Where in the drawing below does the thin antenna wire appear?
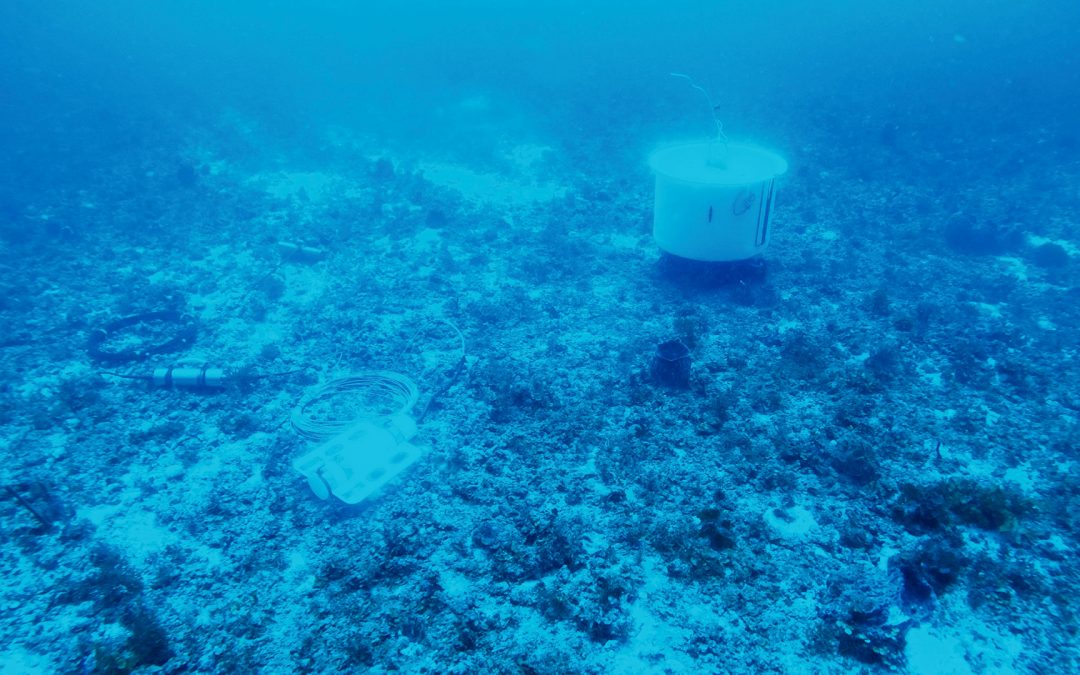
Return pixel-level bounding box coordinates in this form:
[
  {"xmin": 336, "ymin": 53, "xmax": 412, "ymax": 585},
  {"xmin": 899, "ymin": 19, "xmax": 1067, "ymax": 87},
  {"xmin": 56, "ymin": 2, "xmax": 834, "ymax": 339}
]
[{"xmin": 670, "ymin": 73, "xmax": 729, "ymax": 145}]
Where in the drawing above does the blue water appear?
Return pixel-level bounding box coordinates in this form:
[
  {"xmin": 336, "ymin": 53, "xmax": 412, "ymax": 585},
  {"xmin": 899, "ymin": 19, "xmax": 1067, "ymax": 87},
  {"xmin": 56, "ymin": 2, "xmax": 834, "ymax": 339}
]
[{"xmin": 1, "ymin": 1, "xmax": 1078, "ymax": 673}]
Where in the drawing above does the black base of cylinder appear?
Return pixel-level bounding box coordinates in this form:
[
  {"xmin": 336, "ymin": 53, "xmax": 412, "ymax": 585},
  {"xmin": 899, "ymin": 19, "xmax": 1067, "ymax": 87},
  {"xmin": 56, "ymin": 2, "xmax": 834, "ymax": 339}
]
[{"xmin": 656, "ymin": 253, "xmax": 768, "ymax": 288}]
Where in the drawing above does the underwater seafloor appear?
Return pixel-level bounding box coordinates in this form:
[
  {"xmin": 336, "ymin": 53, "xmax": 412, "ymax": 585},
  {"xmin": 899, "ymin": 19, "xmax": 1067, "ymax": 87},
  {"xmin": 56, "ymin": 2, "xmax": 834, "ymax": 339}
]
[{"xmin": 1, "ymin": 110, "xmax": 1078, "ymax": 674}]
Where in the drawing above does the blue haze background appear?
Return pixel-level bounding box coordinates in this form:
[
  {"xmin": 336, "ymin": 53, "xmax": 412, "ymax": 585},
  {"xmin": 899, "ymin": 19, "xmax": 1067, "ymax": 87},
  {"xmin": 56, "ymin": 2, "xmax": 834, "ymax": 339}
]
[
  {"xmin": 2, "ymin": 0, "xmax": 1078, "ymax": 204},
  {"xmin": 2, "ymin": 0, "xmax": 1080, "ymax": 672}
]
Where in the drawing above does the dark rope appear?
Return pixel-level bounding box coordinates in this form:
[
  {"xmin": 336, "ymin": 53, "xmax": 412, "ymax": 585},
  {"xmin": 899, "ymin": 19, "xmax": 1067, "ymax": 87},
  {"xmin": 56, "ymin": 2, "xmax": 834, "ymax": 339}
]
[{"xmin": 87, "ymin": 310, "xmax": 198, "ymax": 364}]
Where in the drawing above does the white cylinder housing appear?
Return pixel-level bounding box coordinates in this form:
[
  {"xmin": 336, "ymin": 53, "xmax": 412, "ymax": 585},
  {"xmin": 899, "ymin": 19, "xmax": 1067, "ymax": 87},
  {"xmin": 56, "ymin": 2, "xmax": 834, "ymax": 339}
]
[{"xmin": 650, "ymin": 142, "xmax": 788, "ymax": 261}]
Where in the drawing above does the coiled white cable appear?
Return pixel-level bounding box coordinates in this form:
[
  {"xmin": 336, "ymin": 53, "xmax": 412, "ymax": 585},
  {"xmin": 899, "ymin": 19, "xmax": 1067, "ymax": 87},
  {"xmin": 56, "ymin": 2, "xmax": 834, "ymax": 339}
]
[{"xmin": 291, "ymin": 371, "xmax": 419, "ymax": 442}]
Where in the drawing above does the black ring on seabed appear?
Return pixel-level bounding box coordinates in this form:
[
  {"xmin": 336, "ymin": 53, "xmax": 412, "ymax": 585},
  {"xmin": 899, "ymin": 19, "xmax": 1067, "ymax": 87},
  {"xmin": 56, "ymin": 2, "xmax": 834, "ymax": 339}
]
[{"xmin": 87, "ymin": 310, "xmax": 197, "ymax": 364}]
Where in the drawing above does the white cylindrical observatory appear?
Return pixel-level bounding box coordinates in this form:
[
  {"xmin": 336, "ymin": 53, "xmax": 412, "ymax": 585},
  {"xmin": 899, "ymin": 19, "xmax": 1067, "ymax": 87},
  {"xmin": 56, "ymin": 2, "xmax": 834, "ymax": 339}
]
[{"xmin": 650, "ymin": 142, "xmax": 788, "ymax": 261}]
